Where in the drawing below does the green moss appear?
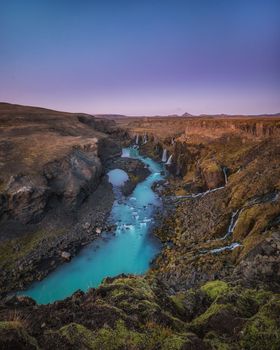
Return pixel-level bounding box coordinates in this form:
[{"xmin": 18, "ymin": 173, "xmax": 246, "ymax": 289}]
[
  {"xmin": 91, "ymin": 320, "xmax": 143, "ymax": 350},
  {"xmin": 232, "ymin": 288, "xmax": 272, "ymax": 318},
  {"xmin": 102, "ymin": 276, "xmax": 155, "ymax": 300},
  {"xmin": 143, "ymin": 323, "xmax": 188, "ymax": 350},
  {"xmin": 170, "ymin": 292, "xmax": 187, "ymax": 313},
  {"xmin": 0, "ymin": 321, "xmax": 20, "ymax": 330},
  {"xmin": 201, "ymin": 280, "xmax": 229, "ymax": 300},
  {"xmin": 0, "ymin": 228, "xmax": 65, "ymax": 271},
  {"xmin": 59, "ymin": 323, "xmax": 96, "ymax": 349},
  {"xmin": 0, "ymin": 321, "xmax": 39, "ymax": 349},
  {"xmin": 240, "ymin": 297, "xmax": 280, "ymax": 350},
  {"xmin": 57, "ymin": 320, "xmax": 191, "ymax": 350},
  {"xmin": 192, "ymin": 303, "xmax": 232, "ymax": 328},
  {"xmin": 204, "ymin": 332, "xmax": 233, "ymax": 350}
]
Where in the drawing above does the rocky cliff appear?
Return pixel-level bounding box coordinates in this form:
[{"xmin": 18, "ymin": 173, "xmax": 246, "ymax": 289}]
[
  {"xmin": 0, "ymin": 103, "xmax": 127, "ymax": 294},
  {"xmin": 0, "ymin": 103, "xmax": 122, "ymax": 227},
  {"xmin": 184, "ymin": 118, "xmax": 280, "ymax": 139},
  {"xmin": 1, "ymin": 109, "xmax": 280, "ymax": 350}
]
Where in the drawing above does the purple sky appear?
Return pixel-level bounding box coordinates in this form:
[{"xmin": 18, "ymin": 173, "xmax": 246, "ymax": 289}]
[{"xmin": 0, "ymin": 0, "xmax": 280, "ymax": 115}]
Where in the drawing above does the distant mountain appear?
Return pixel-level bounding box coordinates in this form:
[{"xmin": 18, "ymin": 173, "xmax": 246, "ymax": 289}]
[{"xmin": 181, "ymin": 112, "xmax": 193, "ymax": 117}]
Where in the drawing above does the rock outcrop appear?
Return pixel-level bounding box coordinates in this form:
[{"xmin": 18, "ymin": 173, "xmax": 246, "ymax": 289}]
[{"xmin": 0, "ymin": 276, "xmax": 279, "ymax": 350}]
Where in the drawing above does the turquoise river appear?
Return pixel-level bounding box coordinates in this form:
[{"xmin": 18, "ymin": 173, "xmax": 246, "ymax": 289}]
[{"xmin": 19, "ymin": 147, "xmax": 164, "ymax": 304}]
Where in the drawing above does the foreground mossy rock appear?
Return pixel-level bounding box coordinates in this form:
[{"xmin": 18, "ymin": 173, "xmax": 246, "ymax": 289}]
[
  {"xmin": 200, "ymin": 281, "xmax": 229, "ymax": 300},
  {"xmin": 239, "ymin": 296, "xmax": 280, "ymax": 350},
  {"xmin": 1, "ymin": 277, "xmax": 280, "ymax": 350},
  {"xmin": 45, "ymin": 320, "xmax": 203, "ymax": 350},
  {"xmin": 94, "ymin": 276, "xmax": 186, "ymax": 330},
  {"xmin": 189, "ymin": 281, "xmax": 280, "ymax": 349},
  {"xmin": 0, "ymin": 321, "xmax": 39, "ymax": 350}
]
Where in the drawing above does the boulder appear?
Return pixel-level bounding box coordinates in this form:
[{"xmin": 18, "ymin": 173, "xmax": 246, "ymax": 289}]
[
  {"xmin": 82, "ymin": 222, "xmax": 91, "ymax": 230},
  {"xmin": 200, "ymin": 160, "xmax": 225, "ymax": 189},
  {"xmin": 61, "ymin": 251, "xmax": 71, "ymax": 261}
]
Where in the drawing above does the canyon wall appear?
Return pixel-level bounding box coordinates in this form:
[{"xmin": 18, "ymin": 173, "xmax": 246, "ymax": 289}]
[
  {"xmin": 184, "ymin": 118, "xmax": 280, "ymax": 139},
  {"xmin": 0, "ymin": 103, "xmax": 122, "ymax": 228},
  {"xmin": 119, "ymin": 115, "xmax": 280, "ymax": 191}
]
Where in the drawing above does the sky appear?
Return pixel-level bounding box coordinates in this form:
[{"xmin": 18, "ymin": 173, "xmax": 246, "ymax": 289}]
[{"xmin": 0, "ymin": 0, "xmax": 280, "ymax": 115}]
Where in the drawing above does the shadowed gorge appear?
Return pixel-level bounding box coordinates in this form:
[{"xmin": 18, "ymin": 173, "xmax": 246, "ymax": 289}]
[{"xmin": 0, "ymin": 103, "xmax": 280, "ymax": 349}]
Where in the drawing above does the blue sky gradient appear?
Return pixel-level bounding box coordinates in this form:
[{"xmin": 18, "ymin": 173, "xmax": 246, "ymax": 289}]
[{"xmin": 0, "ymin": 0, "xmax": 279, "ymax": 115}]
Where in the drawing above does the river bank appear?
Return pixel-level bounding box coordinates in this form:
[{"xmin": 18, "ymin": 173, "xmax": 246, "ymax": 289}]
[
  {"xmin": 1, "ymin": 107, "xmax": 280, "ymax": 349},
  {"xmin": 8, "ymin": 148, "xmax": 163, "ymax": 304},
  {"xmin": 0, "ymin": 146, "xmax": 155, "ymax": 297}
]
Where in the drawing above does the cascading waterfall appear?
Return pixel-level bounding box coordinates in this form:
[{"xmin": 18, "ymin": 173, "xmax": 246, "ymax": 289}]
[
  {"xmin": 198, "ymin": 191, "xmax": 280, "ymax": 256},
  {"xmin": 223, "ymin": 167, "xmax": 228, "ymax": 184},
  {"xmin": 209, "ymin": 242, "xmax": 241, "ymax": 254},
  {"xmin": 162, "ymin": 149, "xmax": 167, "ymax": 162},
  {"xmin": 171, "ymin": 185, "xmax": 225, "ymax": 201},
  {"xmin": 135, "ymin": 134, "xmax": 139, "ymax": 145},
  {"xmin": 143, "ymin": 133, "xmax": 148, "ymax": 144},
  {"xmin": 219, "ymin": 209, "xmax": 243, "ymax": 240},
  {"xmin": 166, "ymin": 154, "xmax": 173, "ymax": 165},
  {"xmin": 198, "ymin": 209, "xmax": 243, "ymax": 256}
]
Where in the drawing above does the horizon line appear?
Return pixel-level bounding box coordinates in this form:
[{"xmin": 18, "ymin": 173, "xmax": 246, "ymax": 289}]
[{"xmin": 1, "ymin": 101, "xmax": 280, "ymax": 118}]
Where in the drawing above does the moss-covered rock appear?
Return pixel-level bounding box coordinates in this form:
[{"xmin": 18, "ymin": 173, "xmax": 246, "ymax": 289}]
[
  {"xmin": 204, "ymin": 331, "xmax": 236, "ymax": 350},
  {"xmin": 0, "ymin": 321, "xmax": 39, "ymax": 350},
  {"xmin": 50, "ymin": 320, "xmax": 199, "ymax": 350},
  {"xmin": 201, "ymin": 281, "xmax": 229, "ymax": 300},
  {"xmin": 240, "ymin": 296, "xmax": 280, "ymax": 350}
]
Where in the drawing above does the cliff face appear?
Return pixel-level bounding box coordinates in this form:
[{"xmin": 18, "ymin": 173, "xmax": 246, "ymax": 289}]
[
  {"xmin": 0, "ymin": 103, "xmax": 122, "ymax": 226},
  {"xmin": 119, "ymin": 115, "xmax": 280, "ymax": 190},
  {"xmin": 118, "ymin": 114, "xmax": 280, "ymax": 296},
  {"xmin": 0, "ymin": 103, "xmax": 126, "ymax": 294},
  {"xmin": 1, "ymin": 143, "xmax": 103, "ymax": 224},
  {"xmin": 184, "ymin": 118, "xmax": 280, "ymax": 139}
]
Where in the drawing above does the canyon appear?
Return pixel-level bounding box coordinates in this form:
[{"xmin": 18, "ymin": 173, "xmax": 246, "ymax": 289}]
[{"xmin": 0, "ymin": 103, "xmax": 280, "ymax": 350}]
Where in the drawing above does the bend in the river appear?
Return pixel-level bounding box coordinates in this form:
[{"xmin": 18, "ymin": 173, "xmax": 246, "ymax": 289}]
[{"xmin": 18, "ymin": 147, "xmax": 164, "ymax": 304}]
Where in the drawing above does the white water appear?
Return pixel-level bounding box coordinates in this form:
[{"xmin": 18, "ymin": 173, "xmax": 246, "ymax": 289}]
[
  {"xmin": 121, "ymin": 148, "xmax": 131, "ymax": 158},
  {"xmin": 223, "ymin": 167, "xmax": 228, "ymax": 184},
  {"xmin": 209, "ymin": 242, "xmax": 241, "ymax": 254},
  {"xmin": 219, "ymin": 209, "xmax": 242, "ymax": 240},
  {"xmin": 166, "ymin": 155, "xmax": 173, "ymax": 165},
  {"xmin": 173, "ymin": 186, "xmax": 224, "ymax": 200},
  {"xmin": 162, "ymin": 149, "xmax": 167, "ymax": 162},
  {"xmin": 143, "ymin": 133, "xmax": 148, "ymax": 144}
]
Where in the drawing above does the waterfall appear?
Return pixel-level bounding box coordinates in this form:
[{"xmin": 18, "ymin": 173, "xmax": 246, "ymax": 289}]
[
  {"xmin": 135, "ymin": 134, "xmax": 139, "ymax": 145},
  {"xmin": 219, "ymin": 209, "xmax": 243, "ymax": 240},
  {"xmin": 162, "ymin": 149, "xmax": 167, "ymax": 162},
  {"xmin": 209, "ymin": 242, "xmax": 241, "ymax": 254},
  {"xmin": 171, "ymin": 185, "xmax": 225, "ymax": 200},
  {"xmin": 143, "ymin": 133, "xmax": 148, "ymax": 144},
  {"xmin": 166, "ymin": 154, "xmax": 173, "ymax": 165},
  {"xmin": 198, "ymin": 242, "xmax": 241, "ymax": 256},
  {"xmin": 223, "ymin": 167, "xmax": 228, "ymax": 184}
]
